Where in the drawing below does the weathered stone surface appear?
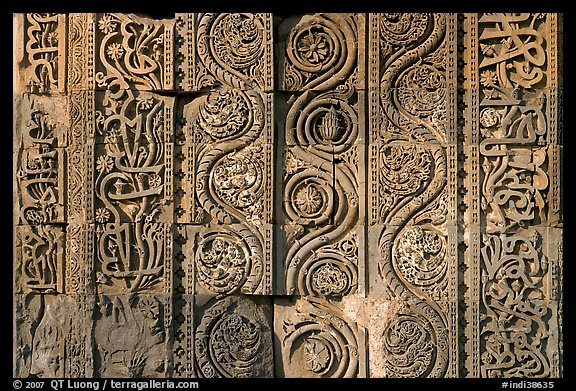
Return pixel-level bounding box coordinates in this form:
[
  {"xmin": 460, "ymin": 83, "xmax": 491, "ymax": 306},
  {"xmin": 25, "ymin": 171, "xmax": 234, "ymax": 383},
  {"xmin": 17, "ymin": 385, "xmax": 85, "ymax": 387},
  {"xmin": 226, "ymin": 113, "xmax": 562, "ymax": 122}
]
[{"xmin": 13, "ymin": 12, "xmax": 562, "ymax": 378}]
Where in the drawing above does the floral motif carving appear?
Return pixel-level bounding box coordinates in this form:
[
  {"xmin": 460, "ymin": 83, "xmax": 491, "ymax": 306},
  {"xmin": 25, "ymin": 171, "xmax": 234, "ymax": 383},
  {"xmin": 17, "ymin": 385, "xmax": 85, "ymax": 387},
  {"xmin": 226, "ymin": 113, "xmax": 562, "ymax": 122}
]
[
  {"xmin": 394, "ymin": 226, "xmax": 447, "ymax": 289},
  {"xmin": 196, "ymin": 13, "xmax": 271, "ymax": 91},
  {"xmin": 12, "ymin": 11, "xmax": 561, "ymax": 380},
  {"xmin": 195, "ymin": 231, "xmax": 250, "ymax": 294},
  {"xmin": 283, "ymin": 14, "xmax": 358, "ymax": 91},
  {"xmin": 212, "ymin": 146, "xmax": 265, "ymax": 225},
  {"xmin": 304, "ymin": 338, "xmax": 331, "ymax": 373},
  {"xmin": 195, "ymin": 89, "xmax": 252, "ymax": 140},
  {"xmin": 380, "ymin": 13, "xmax": 430, "ymax": 52},
  {"xmin": 93, "ymin": 89, "xmax": 173, "ymax": 292},
  {"xmin": 373, "ymin": 13, "xmax": 453, "ymax": 378},
  {"xmin": 383, "ymin": 314, "xmax": 436, "ymax": 377},
  {"xmin": 378, "ymin": 141, "xmax": 432, "ymax": 223},
  {"xmin": 95, "ymin": 13, "xmax": 174, "ymax": 90}
]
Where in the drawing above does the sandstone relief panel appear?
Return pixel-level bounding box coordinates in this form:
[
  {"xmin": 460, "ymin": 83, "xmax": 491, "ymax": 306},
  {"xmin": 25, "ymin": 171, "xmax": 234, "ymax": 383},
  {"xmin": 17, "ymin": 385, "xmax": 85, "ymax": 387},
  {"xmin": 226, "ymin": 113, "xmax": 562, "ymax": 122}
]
[{"xmin": 13, "ymin": 12, "xmax": 562, "ymax": 379}]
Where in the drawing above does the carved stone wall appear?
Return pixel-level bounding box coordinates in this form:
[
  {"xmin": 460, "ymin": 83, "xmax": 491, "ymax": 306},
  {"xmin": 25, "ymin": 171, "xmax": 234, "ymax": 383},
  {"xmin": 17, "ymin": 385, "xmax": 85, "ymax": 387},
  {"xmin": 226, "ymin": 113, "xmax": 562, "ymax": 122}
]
[{"xmin": 13, "ymin": 13, "xmax": 562, "ymax": 378}]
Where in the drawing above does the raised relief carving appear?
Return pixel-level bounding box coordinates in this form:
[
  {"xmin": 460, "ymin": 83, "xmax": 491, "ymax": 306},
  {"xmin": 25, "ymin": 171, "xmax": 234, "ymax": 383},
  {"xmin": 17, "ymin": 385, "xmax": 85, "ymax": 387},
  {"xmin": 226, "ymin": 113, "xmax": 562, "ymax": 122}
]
[
  {"xmin": 12, "ymin": 12, "xmax": 561, "ymax": 379},
  {"xmin": 95, "ymin": 13, "xmax": 174, "ymax": 91},
  {"xmin": 181, "ymin": 14, "xmax": 273, "ymax": 294},
  {"xmin": 21, "ymin": 13, "xmax": 65, "ymax": 93},
  {"xmin": 372, "ymin": 13, "xmax": 454, "ymax": 377},
  {"xmin": 377, "ymin": 141, "xmax": 432, "ymax": 223},
  {"xmin": 176, "ymin": 13, "xmax": 272, "ymax": 92},
  {"xmin": 476, "ymin": 13, "xmax": 550, "ymax": 232},
  {"xmin": 194, "ymin": 296, "xmax": 273, "ymax": 378},
  {"xmin": 93, "ymin": 89, "xmax": 173, "ymax": 292},
  {"xmin": 17, "ymin": 225, "xmax": 65, "ymax": 293},
  {"xmin": 464, "ymin": 13, "xmax": 560, "ymax": 378},
  {"xmin": 94, "ymin": 295, "xmax": 167, "ymax": 377},
  {"xmin": 16, "ymin": 96, "xmax": 65, "ymax": 225},
  {"xmin": 281, "ymin": 13, "xmax": 361, "ymax": 297},
  {"xmin": 199, "ymin": 13, "xmax": 272, "ymax": 91},
  {"xmin": 277, "ymin": 297, "xmax": 361, "ymax": 378},
  {"xmin": 480, "ymin": 229, "xmax": 551, "ymax": 377},
  {"xmin": 191, "ymin": 226, "xmax": 264, "ymax": 295},
  {"xmin": 382, "ymin": 304, "xmax": 449, "ymax": 378},
  {"xmin": 282, "ymin": 13, "xmax": 358, "ymax": 91}
]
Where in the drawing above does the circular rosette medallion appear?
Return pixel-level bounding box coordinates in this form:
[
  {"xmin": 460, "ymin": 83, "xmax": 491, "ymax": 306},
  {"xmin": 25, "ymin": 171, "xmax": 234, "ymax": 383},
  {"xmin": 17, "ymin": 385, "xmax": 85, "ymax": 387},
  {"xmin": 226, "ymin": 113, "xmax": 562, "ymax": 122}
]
[
  {"xmin": 287, "ymin": 17, "xmax": 342, "ymax": 74},
  {"xmin": 195, "ymin": 88, "xmax": 253, "ymax": 141},
  {"xmin": 195, "ymin": 230, "xmax": 253, "ymax": 294},
  {"xmin": 393, "ymin": 226, "xmax": 447, "ymax": 288},
  {"xmin": 383, "ymin": 313, "xmax": 438, "ymax": 378},
  {"xmin": 195, "ymin": 296, "xmax": 273, "ymax": 378},
  {"xmin": 299, "ymin": 252, "xmax": 357, "ymax": 298},
  {"xmin": 284, "ymin": 172, "xmax": 334, "ymax": 226}
]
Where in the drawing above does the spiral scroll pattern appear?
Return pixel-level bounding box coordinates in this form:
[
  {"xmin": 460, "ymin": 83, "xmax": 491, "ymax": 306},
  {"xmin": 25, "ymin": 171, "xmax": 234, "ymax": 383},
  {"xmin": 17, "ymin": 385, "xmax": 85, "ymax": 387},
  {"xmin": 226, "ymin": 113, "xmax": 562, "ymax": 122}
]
[{"xmin": 377, "ymin": 13, "xmax": 449, "ymax": 378}]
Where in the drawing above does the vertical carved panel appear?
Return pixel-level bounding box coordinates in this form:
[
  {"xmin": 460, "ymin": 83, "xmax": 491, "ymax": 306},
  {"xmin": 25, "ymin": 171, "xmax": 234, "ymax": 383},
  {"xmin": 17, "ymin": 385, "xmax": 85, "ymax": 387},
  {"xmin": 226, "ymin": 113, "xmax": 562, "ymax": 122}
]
[
  {"xmin": 67, "ymin": 13, "xmax": 95, "ymax": 91},
  {"xmin": 464, "ymin": 13, "xmax": 561, "ymax": 378},
  {"xmin": 279, "ymin": 13, "xmax": 365, "ymax": 300},
  {"xmin": 92, "ymin": 89, "xmax": 174, "ymax": 294},
  {"xmin": 15, "ymin": 95, "xmax": 67, "ymax": 225},
  {"xmin": 178, "ymin": 13, "xmax": 274, "ymax": 297},
  {"xmin": 368, "ymin": 13, "xmax": 458, "ymax": 377}
]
